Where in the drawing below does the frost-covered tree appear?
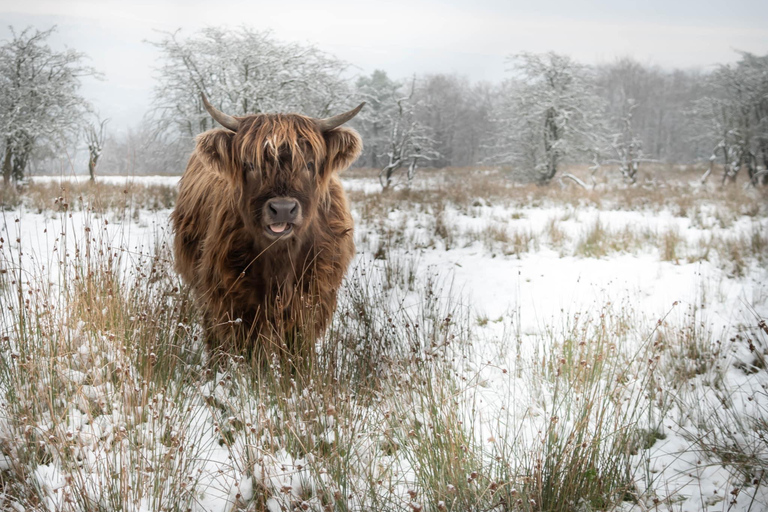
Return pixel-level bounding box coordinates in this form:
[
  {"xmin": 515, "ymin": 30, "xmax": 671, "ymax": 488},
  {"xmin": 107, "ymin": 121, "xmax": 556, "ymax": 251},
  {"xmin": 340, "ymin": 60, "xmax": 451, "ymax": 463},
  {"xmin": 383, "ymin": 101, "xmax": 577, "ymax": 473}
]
[
  {"xmin": 0, "ymin": 26, "xmax": 95, "ymax": 186},
  {"xmin": 691, "ymin": 51, "xmax": 768, "ymax": 186},
  {"xmin": 354, "ymin": 70, "xmax": 401, "ymax": 169},
  {"xmin": 691, "ymin": 92, "xmax": 743, "ymax": 184},
  {"xmin": 607, "ymin": 99, "xmax": 650, "ymax": 184},
  {"xmin": 597, "ymin": 58, "xmax": 652, "ymax": 181},
  {"xmin": 149, "ymin": 27, "xmax": 351, "ymax": 142},
  {"xmin": 356, "ymin": 75, "xmax": 439, "ymax": 189},
  {"xmin": 356, "ymin": 71, "xmax": 490, "ymax": 173},
  {"xmin": 491, "ymin": 52, "xmax": 606, "ymax": 184}
]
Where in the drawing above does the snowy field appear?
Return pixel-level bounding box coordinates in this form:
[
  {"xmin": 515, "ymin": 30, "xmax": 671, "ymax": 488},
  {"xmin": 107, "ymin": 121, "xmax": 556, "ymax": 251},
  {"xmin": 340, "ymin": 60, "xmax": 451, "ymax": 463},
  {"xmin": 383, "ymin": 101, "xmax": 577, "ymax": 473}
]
[
  {"xmin": 1, "ymin": 172, "xmax": 767, "ymax": 511},
  {"xmin": 28, "ymin": 175, "xmax": 181, "ymax": 187}
]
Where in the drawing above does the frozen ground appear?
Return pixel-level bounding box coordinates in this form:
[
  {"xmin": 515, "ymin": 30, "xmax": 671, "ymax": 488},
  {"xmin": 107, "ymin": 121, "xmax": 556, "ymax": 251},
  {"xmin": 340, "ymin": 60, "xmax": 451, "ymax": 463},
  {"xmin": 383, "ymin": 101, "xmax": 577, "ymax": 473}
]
[{"xmin": 1, "ymin": 175, "xmax": 767, "ymax": 511}]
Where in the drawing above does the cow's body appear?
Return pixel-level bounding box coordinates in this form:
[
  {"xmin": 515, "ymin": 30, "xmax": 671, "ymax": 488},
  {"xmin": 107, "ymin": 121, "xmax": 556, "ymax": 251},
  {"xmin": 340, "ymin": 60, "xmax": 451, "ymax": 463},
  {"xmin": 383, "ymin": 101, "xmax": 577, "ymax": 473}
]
[{"xmin": 171, "ymin": 99, "xmax": 362, "ymax": 359}]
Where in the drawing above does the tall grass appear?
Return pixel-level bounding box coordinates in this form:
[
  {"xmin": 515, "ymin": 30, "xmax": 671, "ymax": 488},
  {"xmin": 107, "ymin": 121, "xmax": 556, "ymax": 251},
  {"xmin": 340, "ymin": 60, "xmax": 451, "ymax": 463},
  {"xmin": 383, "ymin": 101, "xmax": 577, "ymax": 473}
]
[
  {"xmin": 0, "ymin": 205, "xmax": 206, "ymax": 510},
  {"xmin": 0, "ymin": 172, "xmax": 766, "ymax": 510}
]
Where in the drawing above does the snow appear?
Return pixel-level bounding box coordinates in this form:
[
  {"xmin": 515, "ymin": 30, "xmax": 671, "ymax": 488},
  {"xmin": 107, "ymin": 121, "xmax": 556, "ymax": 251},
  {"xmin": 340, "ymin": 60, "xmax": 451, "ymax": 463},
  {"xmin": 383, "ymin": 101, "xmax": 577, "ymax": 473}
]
[
  {"xmin": 1, "ymin": 175, "xmax": 767, "ymax": 510},
  {"xmin": 28, "ymin": 175, "xmax": 181, "ymax": 187}
]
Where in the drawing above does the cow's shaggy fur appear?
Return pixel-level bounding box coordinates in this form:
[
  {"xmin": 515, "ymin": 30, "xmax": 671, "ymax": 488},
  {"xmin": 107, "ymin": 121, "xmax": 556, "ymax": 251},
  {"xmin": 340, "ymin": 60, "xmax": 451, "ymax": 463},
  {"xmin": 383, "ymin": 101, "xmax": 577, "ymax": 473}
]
[{"xmin": 171, "ymin": 112, "xmax": 362, "ymax": 360}]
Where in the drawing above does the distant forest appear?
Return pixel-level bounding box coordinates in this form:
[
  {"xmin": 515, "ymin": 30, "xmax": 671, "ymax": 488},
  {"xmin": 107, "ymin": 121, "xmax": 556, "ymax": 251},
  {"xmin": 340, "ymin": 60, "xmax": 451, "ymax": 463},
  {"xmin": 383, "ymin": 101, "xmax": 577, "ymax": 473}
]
[{"xmin": 2, "ymin": 26, "xmax": 767, "ymax": 186}]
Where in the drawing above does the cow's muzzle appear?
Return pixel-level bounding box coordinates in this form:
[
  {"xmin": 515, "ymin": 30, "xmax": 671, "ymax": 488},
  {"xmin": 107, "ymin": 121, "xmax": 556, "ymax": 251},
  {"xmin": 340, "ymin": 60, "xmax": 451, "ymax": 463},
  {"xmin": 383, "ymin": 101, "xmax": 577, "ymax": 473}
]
[{"xmin": 264, "ymin": 198, "xmax": 301, "ymax": 237}]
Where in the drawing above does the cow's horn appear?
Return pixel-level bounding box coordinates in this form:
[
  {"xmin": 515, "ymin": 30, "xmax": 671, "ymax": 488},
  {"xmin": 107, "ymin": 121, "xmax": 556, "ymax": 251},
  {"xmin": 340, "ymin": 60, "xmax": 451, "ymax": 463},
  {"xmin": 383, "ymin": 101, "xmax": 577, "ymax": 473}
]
[
  {"xmin": 201, "ymin": 93, "xmax": 240, "ymax": 132},
  {"xmin": 316, "ymin": 102, "xmax": 365, "ymax": 132}
]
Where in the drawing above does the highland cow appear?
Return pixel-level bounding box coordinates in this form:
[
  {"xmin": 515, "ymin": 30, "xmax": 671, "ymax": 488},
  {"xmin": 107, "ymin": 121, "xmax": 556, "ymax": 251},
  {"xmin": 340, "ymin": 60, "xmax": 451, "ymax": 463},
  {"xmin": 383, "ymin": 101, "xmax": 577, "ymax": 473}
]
[{"xmin": 171, "ymin": 94, "xmax": 363, "ymax": 360}]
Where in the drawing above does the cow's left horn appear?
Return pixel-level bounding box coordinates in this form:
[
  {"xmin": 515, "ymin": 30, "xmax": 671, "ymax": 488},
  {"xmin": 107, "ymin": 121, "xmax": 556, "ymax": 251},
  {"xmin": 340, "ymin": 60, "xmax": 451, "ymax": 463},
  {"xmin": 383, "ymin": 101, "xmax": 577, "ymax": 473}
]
[
  {"xmin": 201, "ymin": 93, "xmax": 240, "ymax": 132},
  {"xmin": 316, "ymin": 102, "xmax": 365, "ymax": 132}
]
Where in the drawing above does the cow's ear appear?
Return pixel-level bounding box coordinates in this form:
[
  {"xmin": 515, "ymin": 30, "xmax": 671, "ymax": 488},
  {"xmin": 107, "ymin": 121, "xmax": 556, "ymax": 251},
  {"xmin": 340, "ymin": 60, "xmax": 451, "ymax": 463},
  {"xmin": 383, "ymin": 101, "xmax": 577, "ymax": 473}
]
[
  {"xmin": 323, "ymin": 127, "xmax": 362, "ymax": 175},
  {"xmin": 195, "ymin": 129, "xmax": 238, "ymax": 185}
]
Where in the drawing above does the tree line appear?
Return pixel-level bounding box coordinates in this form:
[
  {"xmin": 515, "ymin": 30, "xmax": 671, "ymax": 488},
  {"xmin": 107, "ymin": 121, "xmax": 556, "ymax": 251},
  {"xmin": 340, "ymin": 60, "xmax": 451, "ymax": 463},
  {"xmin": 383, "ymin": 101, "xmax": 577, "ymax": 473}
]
[{"xmin": 1, "ymin": 25, "xmax": 767, "ymax": 188}]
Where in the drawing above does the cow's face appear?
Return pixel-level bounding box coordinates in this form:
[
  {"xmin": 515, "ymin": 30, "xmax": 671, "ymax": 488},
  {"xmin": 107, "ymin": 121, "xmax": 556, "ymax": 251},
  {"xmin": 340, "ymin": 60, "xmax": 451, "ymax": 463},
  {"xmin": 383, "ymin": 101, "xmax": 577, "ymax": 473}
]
[
  {"xmin": 237, "ymin": 118, "xmax": 323, "ymax": 241},
  {"xmin": 197, "ymin": 96, "xmax": 363, "ymax": 245}
]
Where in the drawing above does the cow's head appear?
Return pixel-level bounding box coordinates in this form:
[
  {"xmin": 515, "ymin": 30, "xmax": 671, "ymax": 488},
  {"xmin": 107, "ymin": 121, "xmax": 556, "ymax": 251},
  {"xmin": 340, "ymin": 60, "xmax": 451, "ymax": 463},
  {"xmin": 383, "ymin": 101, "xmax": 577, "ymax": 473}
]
[{"xmin": 197, "ymin": 93, "xmax": 363, "ymax": 244}]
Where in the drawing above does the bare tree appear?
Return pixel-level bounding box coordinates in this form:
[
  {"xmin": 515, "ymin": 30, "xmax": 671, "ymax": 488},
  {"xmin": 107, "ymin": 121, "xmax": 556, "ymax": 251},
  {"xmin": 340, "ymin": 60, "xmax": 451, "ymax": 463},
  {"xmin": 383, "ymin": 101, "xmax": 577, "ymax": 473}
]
[
  {"xmin": 491, "ymin": 52, "xmax": 606, "ymax": 184},
  {"xmin": 355, "ymin": 72, "xmax": 495, "ymax": 170},
  {"xmin": 691, "ymin": 94, "xmax": 743, "ymax": 184},
  {"xmin": 375, "ymin": 78, "xmax": 440, "ymax": 189},
  {"xmin": 149, "ymin": 27, "xmax": 351, "ymax": 143},
  {"xmin": 690, "ymin": 51, "xmax": 768, "ymax": 186},
  {"xmin": 85, "ymin": 116, "xmax": 109, "ymax": 182},
  {"xmin": 354, "ymin": 70, "xmax": 401, "ymax": 169},
  {"xmin": 607, "ymin": 99, "xmax": 654, "ymax": 184},
  {"xmin": 0, "ymin": 26, "xmax": 96, "ymax": 186},
  {"xmin": 733, "ymin": 52, "xmax": 768, "ymax": 186},
  {"xmin": 596, "ymin": 58, "xmax": 704, "ymax": 165}
]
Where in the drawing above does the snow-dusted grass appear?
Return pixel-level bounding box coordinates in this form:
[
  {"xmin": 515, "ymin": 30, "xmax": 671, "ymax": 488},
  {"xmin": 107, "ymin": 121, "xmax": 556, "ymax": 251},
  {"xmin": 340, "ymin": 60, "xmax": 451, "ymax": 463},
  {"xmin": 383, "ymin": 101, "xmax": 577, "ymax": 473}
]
[
  {"xmin": 0, "ymin": 168, "xmax": 767, "ymax": 511},
  {"xmin": 1, "ymin": 178, "xmax": 177, "ymax": 216}
]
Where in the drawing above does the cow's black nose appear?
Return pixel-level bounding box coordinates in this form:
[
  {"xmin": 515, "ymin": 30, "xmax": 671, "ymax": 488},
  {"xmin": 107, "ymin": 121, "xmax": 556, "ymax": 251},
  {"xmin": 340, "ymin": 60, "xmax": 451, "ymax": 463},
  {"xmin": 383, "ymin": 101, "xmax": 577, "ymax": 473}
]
[{"xmin": 266, "ymin": 198, "xmax": 300, "ymax": 223}]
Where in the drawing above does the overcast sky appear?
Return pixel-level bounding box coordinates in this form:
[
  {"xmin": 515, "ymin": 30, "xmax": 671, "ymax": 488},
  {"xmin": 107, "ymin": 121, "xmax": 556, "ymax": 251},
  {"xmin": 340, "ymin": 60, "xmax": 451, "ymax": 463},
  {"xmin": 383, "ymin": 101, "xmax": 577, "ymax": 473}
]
[{"xmin": 1, "ymin": 0, "xmax": 767, "ymax": 133}]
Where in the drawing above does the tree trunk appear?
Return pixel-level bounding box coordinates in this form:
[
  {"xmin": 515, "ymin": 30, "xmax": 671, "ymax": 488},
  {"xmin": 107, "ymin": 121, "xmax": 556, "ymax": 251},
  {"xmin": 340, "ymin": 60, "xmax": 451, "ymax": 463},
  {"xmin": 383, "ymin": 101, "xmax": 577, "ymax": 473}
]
[
  {"xmin": 722, "ymin": 164, "xmax": 738, "ymax": 185},
  {"xmin": 406, "ymin": 157, "xmax": 418, "ymax": 188},
  {"xmin": 2, "ymin": 145, "xmax": 11, "ymax": 187},
  {"xmin": 11, "ymin": 137, "xmax": 32, "ymax": 183},
  {"xmin": 379, "ymin": 161, "xmax": 399, "ymax": 190},
  {"xmin": 88, "ymin": 156, "xmax": 97, "ymax": 182},
  {"xmin": 541, "ymin": 108, "xmax": 559, "ymax": 184},
  {"xmin": 756, "ymin": 140, "xmax": 768, "ymax": 185},
  {"xmin": 700, "ymin": 157, "xmax": 714, "ymax": 184},
  {"xmin": 720, "ymin": 146, "xmax": 738, "ymax": 185}
]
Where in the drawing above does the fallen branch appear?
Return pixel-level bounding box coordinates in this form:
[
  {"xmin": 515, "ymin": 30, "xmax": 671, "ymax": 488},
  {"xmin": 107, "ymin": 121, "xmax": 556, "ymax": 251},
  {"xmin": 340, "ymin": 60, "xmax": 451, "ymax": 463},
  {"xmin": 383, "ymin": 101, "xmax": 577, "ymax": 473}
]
[
  {"xmin": 700, "ymin": 157, "xmax": 714, "ymax": 185},
  {"xmin": 560, "ymin": 173, "xmax": 588, "ymax": 190}
]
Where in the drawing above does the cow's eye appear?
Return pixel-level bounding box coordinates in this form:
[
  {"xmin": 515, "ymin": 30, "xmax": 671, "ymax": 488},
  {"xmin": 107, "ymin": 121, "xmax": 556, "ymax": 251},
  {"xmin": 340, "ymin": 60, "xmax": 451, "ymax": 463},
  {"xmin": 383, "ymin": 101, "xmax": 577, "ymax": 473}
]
[
  {"xmin": 306, "ymin": 161, "xmax": 315, "ymax": 174},
  {"xmin": 243, "ymin": 162, "xmax": 254, "ymax": 172}
]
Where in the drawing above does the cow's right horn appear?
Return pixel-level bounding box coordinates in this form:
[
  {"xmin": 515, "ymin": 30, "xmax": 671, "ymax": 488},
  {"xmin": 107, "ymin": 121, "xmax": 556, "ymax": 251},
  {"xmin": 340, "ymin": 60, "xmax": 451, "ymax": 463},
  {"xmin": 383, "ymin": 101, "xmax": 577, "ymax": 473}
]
[{"xmin": 201, "ymin": 93, "xmax": 240, "ymax": 132}]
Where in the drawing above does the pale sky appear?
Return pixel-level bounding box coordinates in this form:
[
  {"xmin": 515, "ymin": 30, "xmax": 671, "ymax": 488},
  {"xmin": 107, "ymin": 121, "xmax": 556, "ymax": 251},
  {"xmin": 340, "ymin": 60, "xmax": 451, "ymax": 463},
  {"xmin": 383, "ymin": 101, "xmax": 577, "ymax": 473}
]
[{"xmin": 1, "ymin": 0, "xmax": 767, "ymax": 132}]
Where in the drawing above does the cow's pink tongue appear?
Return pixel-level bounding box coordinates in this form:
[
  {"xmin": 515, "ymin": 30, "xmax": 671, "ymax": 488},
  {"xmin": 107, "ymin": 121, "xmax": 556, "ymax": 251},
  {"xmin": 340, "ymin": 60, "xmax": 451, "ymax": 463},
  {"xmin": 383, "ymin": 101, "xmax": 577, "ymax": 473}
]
[{"xmin": 270, "ymin": 223, "xmax": 288, "ymax": 233}]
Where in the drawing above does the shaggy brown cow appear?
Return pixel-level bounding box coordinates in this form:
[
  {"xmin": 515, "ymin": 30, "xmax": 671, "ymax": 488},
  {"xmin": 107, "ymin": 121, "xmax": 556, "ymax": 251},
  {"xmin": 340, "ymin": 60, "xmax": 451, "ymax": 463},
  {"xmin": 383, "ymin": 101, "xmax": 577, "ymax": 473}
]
[{"xmin": 172, "ymin": 94, "xmax": 363, "ymax": 360}]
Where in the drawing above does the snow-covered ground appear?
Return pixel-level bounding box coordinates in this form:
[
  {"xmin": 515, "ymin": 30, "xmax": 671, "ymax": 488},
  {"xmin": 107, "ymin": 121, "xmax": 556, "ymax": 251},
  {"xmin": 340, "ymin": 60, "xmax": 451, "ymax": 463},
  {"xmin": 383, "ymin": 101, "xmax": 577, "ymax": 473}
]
[
  {"xmin": 28, "ymin": 174, "xmax": 181, "ymax": 187},
  {"xmin": 1, "ymin": 175, "xmax": 767, "ymax": 511}
]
